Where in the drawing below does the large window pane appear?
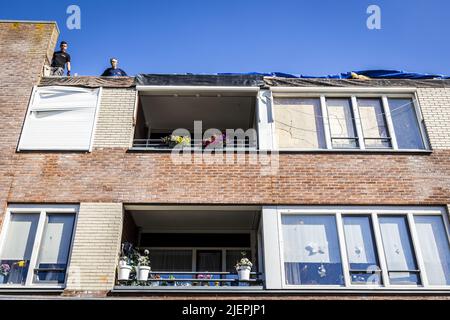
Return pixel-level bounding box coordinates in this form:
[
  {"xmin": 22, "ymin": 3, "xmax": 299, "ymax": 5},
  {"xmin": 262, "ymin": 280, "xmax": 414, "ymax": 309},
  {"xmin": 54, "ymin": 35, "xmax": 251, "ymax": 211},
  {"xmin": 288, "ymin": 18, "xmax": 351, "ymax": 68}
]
[
  {"xmin": 274, "ymin": 98, "xmax": 326, "ymax": 149},
  {"xmin": 343, "ymin": 216, "xmax": 382, "ymax": 284},
  {"xmin": 379, "ymin": 216, "xmax": 420, "ymax": 285},
  {"xmin": 357, "ymin": 98, "xmax": 391, "ymax": 148},
  {"xmin": 281, "ymin": 215, "xmax": 344, "ymax": 285},
  {"xmin": 388, "ymin": 98, "xmax": 425, "ymax": 150},
  {"xmin": 326, "ymin": 98, "xmax": 358, "ymax": 148},
  {"xmin": 34, "ymin": 214, "xmax": 75, "ymax": 284},
  {"xmin": 414, "ymin": 216, "xmax": 450, "ymax": 286},
  {"xmin": 0, "ymin": 214, "xmax": 39, "ymax": 285}
]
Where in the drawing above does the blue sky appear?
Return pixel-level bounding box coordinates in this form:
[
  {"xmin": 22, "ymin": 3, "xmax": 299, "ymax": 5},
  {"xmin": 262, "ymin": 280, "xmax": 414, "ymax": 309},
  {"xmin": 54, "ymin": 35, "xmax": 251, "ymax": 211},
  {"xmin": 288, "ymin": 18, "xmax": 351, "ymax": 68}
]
[{"xmin": 1, "ymin": 0, "xmax": 450, "ymax": 76}]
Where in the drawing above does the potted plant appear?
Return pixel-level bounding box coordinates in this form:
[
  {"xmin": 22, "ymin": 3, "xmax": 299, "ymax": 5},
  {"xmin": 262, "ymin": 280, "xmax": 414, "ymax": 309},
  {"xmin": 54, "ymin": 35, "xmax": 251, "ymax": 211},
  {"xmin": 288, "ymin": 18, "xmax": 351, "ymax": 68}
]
[
  {"xmin": 118, "ymin": 256, "xmax": 132, "ymax": 281},
  {"xmin": 235, "ymin": 252, "xmax": 253, "ymax": 281},
  {"xmin": 117, "ymin": 243, "xmax": 133, "ymax": 281},
  {"xmin": 136, "ymin": 249, "xmax": 151, "ymax": 281}
]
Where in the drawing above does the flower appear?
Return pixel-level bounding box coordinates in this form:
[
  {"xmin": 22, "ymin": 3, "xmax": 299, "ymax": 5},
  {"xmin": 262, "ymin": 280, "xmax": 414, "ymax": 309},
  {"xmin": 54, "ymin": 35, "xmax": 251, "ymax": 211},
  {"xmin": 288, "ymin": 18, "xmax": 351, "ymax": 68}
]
[
  {"xmin": 203, "ymin": 133, "xmax": 226, "ymax": 147},
  {"xmin": 17, "ymin": 260, "xmax": 26, "ymax": 268},
  {"xmin": 161, "ymin": 135, "xmax": 191, "ymax": 147},
  {"xmin": 235, "ymin": 252, "xmax": 253, "ymax": 270}
]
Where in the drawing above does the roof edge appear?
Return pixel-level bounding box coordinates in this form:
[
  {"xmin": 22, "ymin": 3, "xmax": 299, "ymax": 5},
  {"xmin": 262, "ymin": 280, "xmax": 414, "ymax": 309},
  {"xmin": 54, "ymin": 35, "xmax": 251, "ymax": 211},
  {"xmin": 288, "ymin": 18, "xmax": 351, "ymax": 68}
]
[{"xmin": 0, "ymin": 20, "xmax": 60, "ymax": 34}]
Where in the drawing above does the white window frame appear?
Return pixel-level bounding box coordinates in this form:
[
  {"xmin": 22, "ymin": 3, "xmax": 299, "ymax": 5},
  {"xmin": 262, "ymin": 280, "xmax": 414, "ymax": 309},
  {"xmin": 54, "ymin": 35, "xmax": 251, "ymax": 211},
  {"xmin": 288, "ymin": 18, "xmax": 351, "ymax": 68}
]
[
  {"xmin": 274, "ymin": 206, "xmax": 450, "ymax": 291},
  {"xmin": 0, "ymin": 204, "xmax": 78, "ymax": 289},
  {"xmin": 270, "ymin": 88, "xmax": 430, "ymax": 152}
]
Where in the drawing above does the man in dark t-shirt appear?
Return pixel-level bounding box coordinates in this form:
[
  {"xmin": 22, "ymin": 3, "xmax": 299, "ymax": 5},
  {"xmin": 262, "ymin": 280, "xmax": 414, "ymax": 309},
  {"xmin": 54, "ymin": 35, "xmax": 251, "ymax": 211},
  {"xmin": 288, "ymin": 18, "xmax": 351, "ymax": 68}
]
[
  {"xmin": 101, "ymin": 58, "xmax": 128, "ymax": 77},
  {"xmin": 51, "ymin": 41, "xmax": 71, "ymax": 76}
]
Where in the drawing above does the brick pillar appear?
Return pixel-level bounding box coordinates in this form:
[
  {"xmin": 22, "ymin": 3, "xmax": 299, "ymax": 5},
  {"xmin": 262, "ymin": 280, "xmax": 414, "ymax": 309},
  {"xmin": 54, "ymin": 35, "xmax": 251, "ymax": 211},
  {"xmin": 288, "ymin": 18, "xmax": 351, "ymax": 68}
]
[{"xmin": 64, "ymin": 203, "xmax": 123, "ymax": 297}]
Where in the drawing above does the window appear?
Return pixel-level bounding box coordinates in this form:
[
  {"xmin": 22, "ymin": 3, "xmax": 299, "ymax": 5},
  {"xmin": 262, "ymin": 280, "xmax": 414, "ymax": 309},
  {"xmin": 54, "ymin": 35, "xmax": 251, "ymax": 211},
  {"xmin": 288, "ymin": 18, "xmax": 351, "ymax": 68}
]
[
  {"xmin": 343, "ymin": 216, "xmax": 382, "ymax": 284},
  {"xmin": 414, "ymin": 216, "xmax": 450, "ymax": 285},
  {"xmin": 18, "ymin": 86, "xmax": 101, "ymax": 151},
  {"xmin": 34, "ymin": 214, "xmax": 75, "ymax": 284},
  {"xmin": 148, "ymin": 250, "xmax": 192, "ymax": 272},
  {"xmin": 0, "ymin": 214, "xmax": 39, "ymax": 285},
  {"xmin": 388, "ymin": 98, "xmax": 425, "ymax": 150},
  {"xmin": 272, "ymin": 94, "xmax": 427, "ymax": 151},
  {"xmin": 274, "ymin": 98, "xmax": 326, "ymax": 149},
  {"xmin": 379, "ymin": 216, "xmax": 420, "ymax": 285},
  {"xmin": 0, "ymin": 206, "xmax": 77, "ymax": 287},
  {"xmin": 281, "ymin": 215, "xmax": 344, "ymax": 285},
  {"xmin": 357, "ymin": 98, "xmax": 391, "ymax": 148},
  {"xmin": 278, "ymin": 207, "xmax": 450, "ymax": 289},
  {"xmin": 326, "ymin": 98, "xmax": 358, "ymax": 148}
]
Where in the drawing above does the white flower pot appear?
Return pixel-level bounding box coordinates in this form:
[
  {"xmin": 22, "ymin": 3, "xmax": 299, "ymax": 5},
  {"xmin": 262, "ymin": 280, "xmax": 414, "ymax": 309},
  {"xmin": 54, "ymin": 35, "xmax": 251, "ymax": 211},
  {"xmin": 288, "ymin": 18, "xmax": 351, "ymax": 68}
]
[
  {"xmin": 117, "ymin": 265, "xmax": 132, "ymax": 281},
  {"xmin": 137, "ymin": 266, "xmax": 150, "ymax": 281},
  {"xmin": 237, "ymin": 266, "xmax": 251, "ymax": 281}
]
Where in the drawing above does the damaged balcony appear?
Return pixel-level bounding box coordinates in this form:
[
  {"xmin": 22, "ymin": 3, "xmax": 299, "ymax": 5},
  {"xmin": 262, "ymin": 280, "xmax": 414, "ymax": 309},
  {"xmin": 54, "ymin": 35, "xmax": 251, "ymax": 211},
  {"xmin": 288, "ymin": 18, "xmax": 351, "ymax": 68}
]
[
  {"xmin": 113, "ymin": 206, "xmax": 264, "ymax": 292},
  {"xmin": 132, "ymin": 88, "xmax": 258, "ymax": 151}
]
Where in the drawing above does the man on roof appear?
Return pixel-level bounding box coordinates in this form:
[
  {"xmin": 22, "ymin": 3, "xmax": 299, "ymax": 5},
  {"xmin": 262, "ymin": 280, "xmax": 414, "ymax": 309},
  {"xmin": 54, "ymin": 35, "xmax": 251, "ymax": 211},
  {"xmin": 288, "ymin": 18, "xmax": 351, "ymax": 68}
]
[
  {"xmin": 101, "ymin": 58, "xmax": 128, "ymax": 77},
  {"xmin": 50, "ymin": 41, "xmax": 71, "ymax": 76}
]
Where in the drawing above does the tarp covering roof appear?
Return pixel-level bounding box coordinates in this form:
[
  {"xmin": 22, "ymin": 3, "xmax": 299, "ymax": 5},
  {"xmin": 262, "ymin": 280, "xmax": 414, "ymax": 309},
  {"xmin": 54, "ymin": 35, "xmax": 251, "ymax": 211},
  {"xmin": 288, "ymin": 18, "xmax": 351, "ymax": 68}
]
[
  {"xmin": 39, "ymin": 70, "xmax": 450, "ymax": 88},
  {"xmin": 263, "ymin": 77, "xmax": 450, "ymax": 88},
  {"xmin": 135, "ymin": 74, "xmax": 264, "ymax": 86},
  {"xmin": 219, "ymin": 70, "xmax": 450, "ymax": 79}
]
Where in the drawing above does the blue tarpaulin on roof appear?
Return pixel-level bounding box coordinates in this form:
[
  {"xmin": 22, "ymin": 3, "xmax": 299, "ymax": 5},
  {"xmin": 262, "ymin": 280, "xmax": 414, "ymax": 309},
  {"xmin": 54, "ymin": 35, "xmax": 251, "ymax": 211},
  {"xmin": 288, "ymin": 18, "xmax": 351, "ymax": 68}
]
[{"xmin": 218, "ymin": 70, "xmax": 450, "ymax": 79}]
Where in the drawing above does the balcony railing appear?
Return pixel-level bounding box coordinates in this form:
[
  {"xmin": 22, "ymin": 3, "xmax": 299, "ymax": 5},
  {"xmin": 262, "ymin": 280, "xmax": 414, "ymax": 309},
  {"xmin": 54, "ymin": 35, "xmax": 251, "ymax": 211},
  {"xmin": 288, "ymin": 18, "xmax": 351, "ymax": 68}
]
[
  {"xmin": 132, "ymin": 138, "xmax": 257, "ymax": 150},
  {"xmin": 116, "ymin": 271, "xmax": 263, "ymax": 288}
]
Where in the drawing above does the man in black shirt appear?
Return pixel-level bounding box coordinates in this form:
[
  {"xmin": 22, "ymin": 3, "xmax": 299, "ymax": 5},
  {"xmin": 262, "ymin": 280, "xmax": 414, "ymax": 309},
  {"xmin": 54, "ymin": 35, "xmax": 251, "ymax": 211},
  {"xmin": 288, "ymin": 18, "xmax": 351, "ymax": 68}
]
[
  {"xmin": 50, "ymin": 41, "xmax": 71, "ymax": 76},
  {"xmin": 101, "ymin": 58, "xmax": 128, "ymax": 77}
]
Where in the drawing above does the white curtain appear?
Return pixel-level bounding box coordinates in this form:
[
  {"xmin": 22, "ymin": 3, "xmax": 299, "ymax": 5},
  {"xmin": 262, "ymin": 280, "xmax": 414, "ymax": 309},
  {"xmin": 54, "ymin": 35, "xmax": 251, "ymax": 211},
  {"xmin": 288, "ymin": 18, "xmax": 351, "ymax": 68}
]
[
  {"xmin": 37, "ymin": 215, "xmax": 75, "ymax": 265},
  {"xmin": 343, "ymin": 217, "xmax": 377, "ymax": 265},
  {"xmin": 281, "ymin": 215, "xmax": 341, "ymax": 263},
  {"xmin": 18, "ymin": 86, "xmax": 100, "ymax": 151},
  {"xmin": 274, "ymin": 98, "xmax": 326, "ymax": 149},
  {"xmin": 379, "ymin": 217, "xmax": 417, "ymax": 274},
  {"xmin": 1, "ymin": 214, "xmax": 39, "ymax": 260},
  {"xmin": 326, "ymin": 99, "xmax": 356, "ymax": 139},
  {"xmin": 414, "ymin": 216, "xmax": 450, "ymax": 285}
]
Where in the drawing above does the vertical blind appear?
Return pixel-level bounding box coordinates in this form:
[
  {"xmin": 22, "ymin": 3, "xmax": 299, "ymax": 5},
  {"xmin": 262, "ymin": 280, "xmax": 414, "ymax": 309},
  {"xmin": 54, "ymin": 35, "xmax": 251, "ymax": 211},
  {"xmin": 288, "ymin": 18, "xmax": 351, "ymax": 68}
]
[
  {"xmin": 18, "ymin": 86, "xmax": 100, "ymax": 151},
  {"xmin": 343, "ymin": 216, "xmax": 378, "ymax": 266},
  {"xmin": 1, "ymin": 214, "xmax": 39, "ymax": 261},
  {"xmin": 414, "ymin": 216, "xmax": 450, "ymax": 285},
  {"xmin": 326, "ymin": 98, "xmax": 357, "ymax": 148},
  {"xmin": 37, "ymin": 215, "xmax": 75, "ymax": 265}
]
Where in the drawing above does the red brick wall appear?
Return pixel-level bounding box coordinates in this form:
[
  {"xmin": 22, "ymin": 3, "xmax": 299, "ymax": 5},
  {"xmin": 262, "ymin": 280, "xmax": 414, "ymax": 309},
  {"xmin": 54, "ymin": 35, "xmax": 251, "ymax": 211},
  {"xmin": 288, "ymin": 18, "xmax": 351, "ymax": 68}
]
[
  {"xmin": 2, "ymin": 149, "xmax": 450, "ymax": 205},
  {"xmin": 1, "ymin": 22, "xmax": 450, "ymax": 210},
  {"xmin": 0, "ymin": 22, "xmax": 59, "ymax": 218}
]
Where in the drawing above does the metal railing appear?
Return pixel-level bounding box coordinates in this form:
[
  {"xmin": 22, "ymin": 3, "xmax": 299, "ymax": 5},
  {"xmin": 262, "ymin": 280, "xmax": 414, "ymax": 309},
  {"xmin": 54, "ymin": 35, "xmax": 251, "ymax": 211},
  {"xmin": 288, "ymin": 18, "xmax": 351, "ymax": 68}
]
[
  {"xmin": 117, "ymin": 271, "xmax": 263, "ymax": 287},
  {"xmin": 132, "ymin": 138, "xmax": 257, "ymax": 150}
]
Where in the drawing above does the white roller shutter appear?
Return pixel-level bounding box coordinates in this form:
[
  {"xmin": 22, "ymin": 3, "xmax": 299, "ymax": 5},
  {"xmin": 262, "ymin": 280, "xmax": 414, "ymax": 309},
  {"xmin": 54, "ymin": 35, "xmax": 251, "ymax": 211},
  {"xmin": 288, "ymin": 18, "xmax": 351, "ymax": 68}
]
[{"xmin": 18, "ymin": 86, "xmax": 101, "ymax": 151}]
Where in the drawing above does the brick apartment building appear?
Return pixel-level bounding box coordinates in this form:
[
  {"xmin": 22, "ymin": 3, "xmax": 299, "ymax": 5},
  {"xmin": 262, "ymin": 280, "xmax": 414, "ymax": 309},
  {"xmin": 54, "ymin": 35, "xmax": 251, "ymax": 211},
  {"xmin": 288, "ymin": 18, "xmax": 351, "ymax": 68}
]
[{"xmin": 0, "ymin": 20, "xmax": 449, "ymax": 299}]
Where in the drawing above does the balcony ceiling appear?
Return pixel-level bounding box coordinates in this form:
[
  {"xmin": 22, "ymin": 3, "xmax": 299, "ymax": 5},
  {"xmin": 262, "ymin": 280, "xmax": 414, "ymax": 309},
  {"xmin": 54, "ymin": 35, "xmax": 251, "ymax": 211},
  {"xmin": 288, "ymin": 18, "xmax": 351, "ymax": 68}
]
[
  {"xmin": 140, "ymin": 95, "xmax": 255, "ymax": 131},
  {"xmin": 129, "ymin": 209, "xmax": 260, "ymax": 231}
]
